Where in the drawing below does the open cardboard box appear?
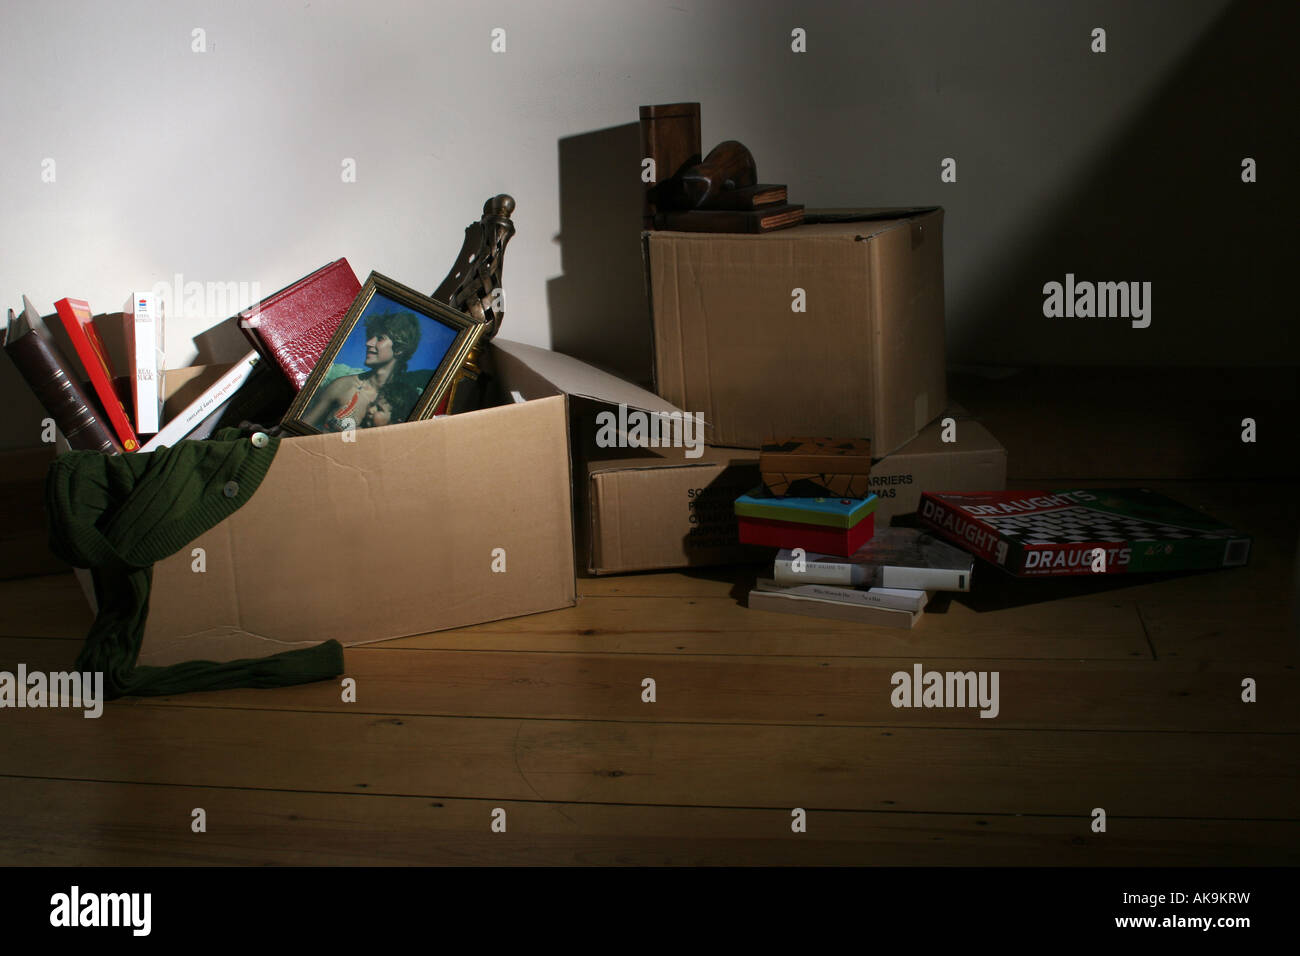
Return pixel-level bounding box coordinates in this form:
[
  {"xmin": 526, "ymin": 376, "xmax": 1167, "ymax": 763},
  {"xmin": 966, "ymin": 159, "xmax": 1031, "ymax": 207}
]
[{"xmin": 74, "ymin": 339, "xmax": 682, "ymax": 666}]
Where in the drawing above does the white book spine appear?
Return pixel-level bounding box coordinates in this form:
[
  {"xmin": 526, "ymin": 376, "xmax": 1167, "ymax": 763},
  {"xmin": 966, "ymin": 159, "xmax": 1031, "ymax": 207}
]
[
  {"xmin": 774, "ymin": 558, "xmax": 970, "ymax": 592},
  {"xmin": 129, "ymin": 292, "xmax": 164, "ymax": 434},
  {"xmin": 759, "ymin": 579, "xmax": 927, "ymax": 612},
  {"xmin": 878, "ymin": 566, "xmax": 970, "ymax": 592},
  {"xmin": 773, "ymin": 558, "xmax": 867, "ymax": 587},
  {"xmin": 140, "ymin": 352, "xmax": 259, "ymax": 452}
]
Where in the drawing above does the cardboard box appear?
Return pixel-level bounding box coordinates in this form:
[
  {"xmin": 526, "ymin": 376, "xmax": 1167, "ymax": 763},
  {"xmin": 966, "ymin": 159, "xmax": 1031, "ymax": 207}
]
[
  {"xmin": 78, "ymin": 340, "xmax": 674, "ymax": 667},
  {"xmin": 0, "ymin": 445, "xmax": 66, "ymax": 579},
  {"xmin": 583, "ymin": 446, "xmax": 764, "ymax": 575},
  {"xmin": 868, "ymin": 411, "xmax": 1007, "ymax": 527},
  {"xmin": 646, "ymin": 208, "xmax": 946, "ymax": 455}
]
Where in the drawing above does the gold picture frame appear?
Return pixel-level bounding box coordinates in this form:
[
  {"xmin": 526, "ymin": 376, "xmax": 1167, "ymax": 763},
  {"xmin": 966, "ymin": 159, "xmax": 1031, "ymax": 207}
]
[{"xmin": 280, "ymin": 271, "xmax": 488, "ymax": 436}]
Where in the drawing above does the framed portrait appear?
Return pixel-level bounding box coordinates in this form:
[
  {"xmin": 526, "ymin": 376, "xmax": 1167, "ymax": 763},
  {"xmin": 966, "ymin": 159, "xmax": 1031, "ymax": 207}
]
[{"xmin": 281, "ymin": 272, "xmax": 488, "ymax": 436}]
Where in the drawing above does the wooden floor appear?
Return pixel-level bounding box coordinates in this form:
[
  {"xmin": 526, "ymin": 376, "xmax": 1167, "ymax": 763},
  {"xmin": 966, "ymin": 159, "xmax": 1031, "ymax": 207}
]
[{"xmin": 0, "ymin": 475, "xmax": 1296, "ymax": 866}]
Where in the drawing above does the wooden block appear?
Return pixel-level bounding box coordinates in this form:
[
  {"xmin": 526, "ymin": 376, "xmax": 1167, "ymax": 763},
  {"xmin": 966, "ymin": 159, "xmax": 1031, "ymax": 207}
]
[{"xmin": 639, "ymin": 102, "xmax": 701, "ymax": 226}]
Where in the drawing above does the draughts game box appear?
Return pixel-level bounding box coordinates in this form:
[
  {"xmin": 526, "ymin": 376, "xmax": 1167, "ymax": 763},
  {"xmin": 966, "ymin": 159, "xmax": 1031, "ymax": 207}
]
[{"xmin": 918, "ymin": 489, "xmax": 1251, "ymax": 577}]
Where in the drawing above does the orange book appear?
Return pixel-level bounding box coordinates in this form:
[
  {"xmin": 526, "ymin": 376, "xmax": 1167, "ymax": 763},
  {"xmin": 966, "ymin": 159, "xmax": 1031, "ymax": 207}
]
[{"xmin": 53, "ymin": 297, "xmax": 139, "ymax": 451}]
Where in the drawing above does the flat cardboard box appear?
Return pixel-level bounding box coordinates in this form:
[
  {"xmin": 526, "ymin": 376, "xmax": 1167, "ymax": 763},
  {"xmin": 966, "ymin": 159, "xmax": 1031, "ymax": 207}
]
[
  {"xmin": 77, "ymin": 340, "xmax": 672, "ymax": 667},
  {"xmin": 646, "ymin": 207, "xmax": 946, "ymax": 455},
  {"xmin": 584, "ymin": 446, "xmax": 764, "ymax": 574},
  {"xmin": 868, "ymin": 410, "xmax": 1007, "ymax": 527}
]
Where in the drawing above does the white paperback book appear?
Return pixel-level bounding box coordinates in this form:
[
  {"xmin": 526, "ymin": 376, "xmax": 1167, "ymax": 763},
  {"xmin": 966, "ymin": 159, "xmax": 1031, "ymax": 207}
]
[
  {"xmin": 754, "ymin": 578, "xmax": 930, "ymax": 613},
  {"xmin": 774, "ymin": 527, "xmax": 974, "ymax": 592},
  {"xmin": 140, "ymin": 351, "xmax": 260, "ymax": 452},
  {"xmin": 126, "ymin": 292, "xmax": 165, "ymax": 434}
]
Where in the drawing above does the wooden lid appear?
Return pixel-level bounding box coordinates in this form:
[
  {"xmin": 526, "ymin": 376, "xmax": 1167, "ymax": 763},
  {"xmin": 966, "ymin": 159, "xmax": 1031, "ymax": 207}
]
[{"xmin": 639, "ymin": 103, "xmax": 701, "ymax": 119}]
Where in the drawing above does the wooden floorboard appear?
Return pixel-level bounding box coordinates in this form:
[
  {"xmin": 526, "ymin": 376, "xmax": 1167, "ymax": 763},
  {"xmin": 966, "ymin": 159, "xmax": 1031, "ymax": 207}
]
[
  {"xmin": 2, "ymin": 635, "xmax": 1295, "ymax": 732},
  {"xmin": 0, "ymin": 475, "xmax": 1295, "ymax": 865},
  {"xmin": 1, "ymin": 704, "xmax": 1297, "ymax": 819},
  {"xmin": 1, "ymin": 777, "xmax": 1295, "ymax": 866}
]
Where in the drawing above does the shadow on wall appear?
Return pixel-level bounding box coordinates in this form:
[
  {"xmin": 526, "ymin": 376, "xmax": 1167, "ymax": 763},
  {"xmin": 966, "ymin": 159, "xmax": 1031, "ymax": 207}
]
[
  {"xmin": 192, "ymin": 315, "xmax": 250, "ymax": 366},
  {"xmin": 957, "ymin": 0, "xmax": 1300, "ymax": 367},
  {"xmin": 547, "ymin": 123, "xmax": 654, "ymax": 388}
]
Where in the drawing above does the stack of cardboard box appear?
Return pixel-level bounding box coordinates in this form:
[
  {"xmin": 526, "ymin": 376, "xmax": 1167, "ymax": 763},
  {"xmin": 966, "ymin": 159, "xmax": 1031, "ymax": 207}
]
[{"xmin": 579, "ymin": 207, "xmax": 1006, "ymax": 575}]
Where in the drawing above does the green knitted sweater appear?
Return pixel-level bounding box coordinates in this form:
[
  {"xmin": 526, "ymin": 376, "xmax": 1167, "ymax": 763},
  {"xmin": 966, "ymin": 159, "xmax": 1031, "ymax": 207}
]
[{"xmin": 46, "ymin": 428, "xmax": 344, "ymax": 699}]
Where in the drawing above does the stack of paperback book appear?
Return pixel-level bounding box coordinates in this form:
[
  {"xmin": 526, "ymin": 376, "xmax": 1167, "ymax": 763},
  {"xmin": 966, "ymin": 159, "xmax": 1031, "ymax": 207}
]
[{"xmin": 747, "ymin": 527, "xmax": 975, "ymax": 629}]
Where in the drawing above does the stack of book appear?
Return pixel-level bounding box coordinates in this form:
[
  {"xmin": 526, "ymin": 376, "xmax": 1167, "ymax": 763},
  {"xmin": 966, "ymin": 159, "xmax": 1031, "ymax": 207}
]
[
  {"xmin": 748, "ymin": 527, "xmax": 975, "ymax": 629},
  {"xmin": 3, "ymin": 260, "xmax": 357, "ymax": 455},
  {"xmin": 733, "ymin": 435, "xmax": 974, "ymax": 629},
  {"xmin": 734, "ymin": 436, "xmax": 880, "ymax": 555},
  {"xmin": 734, "ymin": 487, "xmax": 880, "ymax": 556}
]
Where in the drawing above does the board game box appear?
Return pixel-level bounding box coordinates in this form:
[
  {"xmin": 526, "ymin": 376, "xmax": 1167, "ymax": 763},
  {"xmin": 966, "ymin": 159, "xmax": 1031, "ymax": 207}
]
[{"xmin": 918, "ymin": 489, "xmax": 1251, "ymax": 577}]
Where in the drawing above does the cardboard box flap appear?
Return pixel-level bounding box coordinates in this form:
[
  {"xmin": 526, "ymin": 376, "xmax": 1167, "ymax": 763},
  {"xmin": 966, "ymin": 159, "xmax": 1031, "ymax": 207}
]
[{"xmin": 495, "ymin": 338, "xmax": 682, "ymax": 416}]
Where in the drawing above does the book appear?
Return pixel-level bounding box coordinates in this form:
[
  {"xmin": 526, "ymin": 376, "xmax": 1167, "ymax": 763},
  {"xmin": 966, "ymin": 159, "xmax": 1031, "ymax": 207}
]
[
  {"xmin": 699, "ymin": 183, "xmax": 788, "ymax": 210},
  {"xmin": 747, "ymin": 587, "xmax": 919, "ymax": 629},
  {"xmin": 239, "ymin": 259, "xmax": 361, "ymax": 390},
  {"xmin": 3, "ymin": 298, "xmax": 122, "ymax": 453},
  {"xmin": 735, "ymin": 487, "xmax": 879, "ymax": 528},
  {"xmin": 126, "ymin": 293, "xmax": 165, "ymax": 434},
  {"xmin": 918, "ymin": 489, "xmax": 1253, "ymax": 577},
  {"xmin": 653, "ymin": 204, "xmax": 805, "ymax": 233},
  {"xmin": 754, "ymin": 577, "xmax": 929, "ymax": 613},
  {"xmin": 140, "ymin": 351, "xmax": 261, "ymax": 452},
  {"xmin": 736, "ymin": 486, "xmax": 879, "ymax": 556},
  {"xmin": 739, "ymin": 513, "xmax": 876, "ymax": 556},
  {"xmin": 774, "ymin": 528, "xmax": 974, "ymax": 592},
  {"xmin": 53, "ymin": 297, "xmax": 139, "ymax": 451}
]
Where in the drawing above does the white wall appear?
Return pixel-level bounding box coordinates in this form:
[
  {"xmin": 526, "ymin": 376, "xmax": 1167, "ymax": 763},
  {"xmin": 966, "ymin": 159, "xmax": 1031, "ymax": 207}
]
[{"xmin": 4, "ymin": 0, "xmax": 1289, "ymax": 450}]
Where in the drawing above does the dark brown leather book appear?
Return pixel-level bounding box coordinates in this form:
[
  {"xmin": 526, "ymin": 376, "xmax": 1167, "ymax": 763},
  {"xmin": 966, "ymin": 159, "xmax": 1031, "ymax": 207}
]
[
  {"xmin": 654, "ymin": 204, "xmax": 805, "ymax": 234},
  {"xmin": 4, "ymin": 299, "xmax": 122, "ymax": 453},
  {"xmin": 700, "ymin": 183, "xmax": 788, "ymax": 210}
]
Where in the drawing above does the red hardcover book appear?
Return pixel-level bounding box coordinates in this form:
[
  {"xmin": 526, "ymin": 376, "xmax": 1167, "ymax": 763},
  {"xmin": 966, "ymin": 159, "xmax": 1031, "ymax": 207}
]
[
  {"xmin": 239, "ymin": 259, "xmax": 361, "ymax": 390},
  {"xmin": 53, "ymin": 298, "xmax": 140, "ymax": 451},
  {"xmin": 737, "ymin": 513, "xmax": 876, "ymax": 557}
]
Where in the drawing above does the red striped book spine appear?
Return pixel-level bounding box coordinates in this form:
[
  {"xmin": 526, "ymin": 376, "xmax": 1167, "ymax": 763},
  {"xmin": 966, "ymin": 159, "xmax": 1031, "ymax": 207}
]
[{"xmin": 53, "ymin": 297, "xmax": 139, "ymax": 451}]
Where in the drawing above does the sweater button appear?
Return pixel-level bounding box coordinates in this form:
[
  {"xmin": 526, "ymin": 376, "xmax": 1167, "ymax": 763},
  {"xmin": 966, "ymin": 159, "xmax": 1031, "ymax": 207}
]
[
  {"xmin": 250, "ymin": 431, "xmax": 269, "ymax": 448},
  {"xmin": 223, "ymin": 481, "xmax": 239, "ymax": 498}
]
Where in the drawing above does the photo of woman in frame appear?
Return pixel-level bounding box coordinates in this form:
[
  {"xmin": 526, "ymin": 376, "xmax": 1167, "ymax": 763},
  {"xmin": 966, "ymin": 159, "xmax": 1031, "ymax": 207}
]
[{"xmin": 282, "ymin": 272, "xmax": 488, "ymax": 436}]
